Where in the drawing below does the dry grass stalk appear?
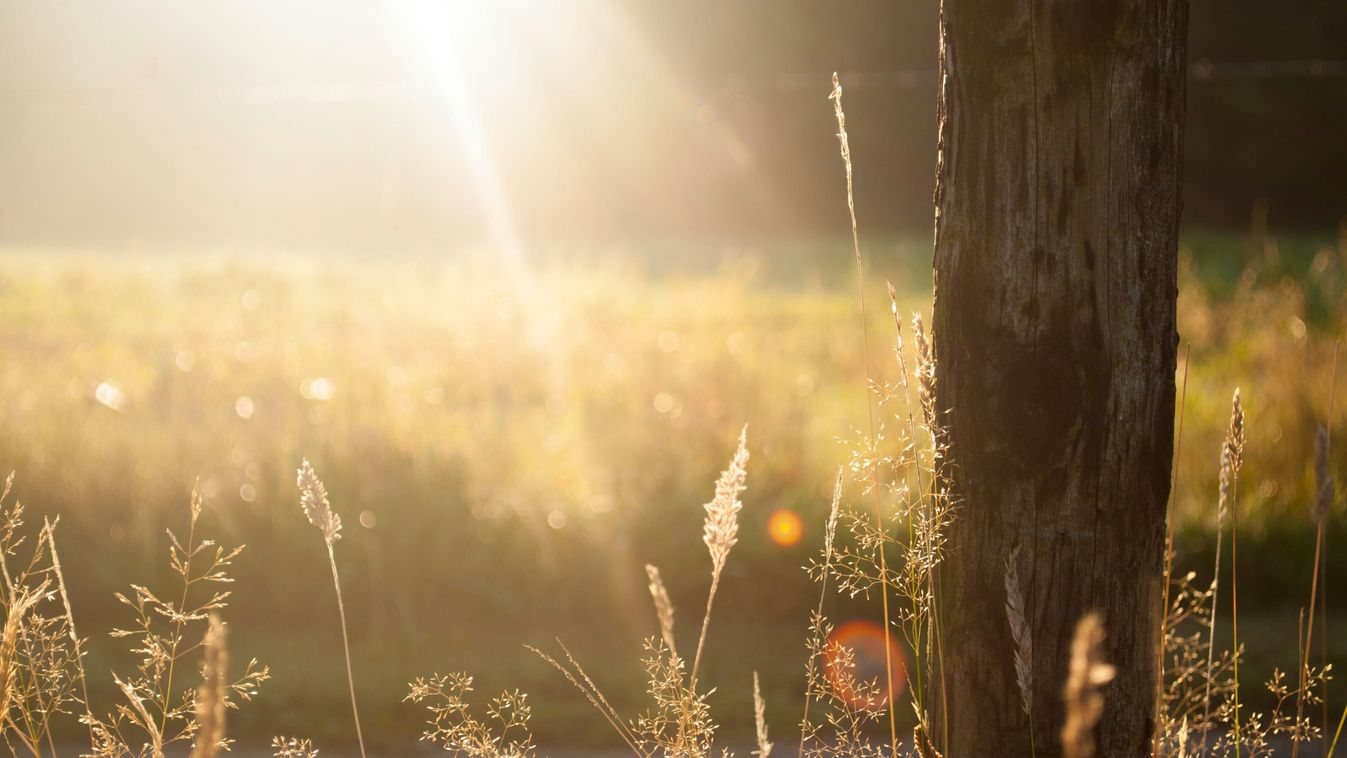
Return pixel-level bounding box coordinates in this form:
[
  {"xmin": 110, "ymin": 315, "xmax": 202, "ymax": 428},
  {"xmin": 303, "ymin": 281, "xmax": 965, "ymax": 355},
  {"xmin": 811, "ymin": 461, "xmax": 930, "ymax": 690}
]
[
  {"xmin": 529, "ymin": 642, "xmax": 642, "ymax": 756},
  {"xmin": 798, "ymin": 470, "xmax": 842, "ymax": 757},
  {"xmin": 1293, "ymin": 424, "xmax": 1333, "ymax": 758},
  {"xmin": 1004, "ymin": 547, "xmax": 1034, "ymax": 718},
  {"xmin": 831, "ymin": 69, "xmax": 900, "ymax": 756},
  {"xmin": 1298, "ymin": 340, "xmax": 1340, "ymax": 757},
  {"xmin": 645, "ymin": 564, "xmax": 677, "ymax": 659},
  {"xmin": 1224, "ymin": 389, "xmax": 1246, "ymax": 756},
  {"xmin": 1155, "ymin": 344, "xmax": 1191, "ymax": 758},
  {"xmin": 39, "ymin": 517, "xmax": 97, "ymax": 742},
  {"xmin": 1323, "ymin": 340, "xmax": 1341, "ymax": 754},
  {"xmin": 190, "ymin": 613, "xmax": 227, "ymax": 758},
  {"xmin": 1203, "ymin": 388, "xmax": 1244, "ymax": 734},
  {"xmin": 296, "ymin": 460, "xmax": 366, "ymax": 758},
  {"xmin": 691, "ymin": 426, "xmax": 749, "ymax": 686},
  {"xmin": 1060, "ymin": 612, "xmax": 1115, "ymax": 758},
  {"xmin": 1313, "ymin": 424, "xmax": 1336, "ymax": 526},
  {"xmin": 888, "ymin": 282, "xmax": 950, "ymax": 745},
  {"xmin": 752, "ymin": 671, "xmax": 772, "ymax": 757}
]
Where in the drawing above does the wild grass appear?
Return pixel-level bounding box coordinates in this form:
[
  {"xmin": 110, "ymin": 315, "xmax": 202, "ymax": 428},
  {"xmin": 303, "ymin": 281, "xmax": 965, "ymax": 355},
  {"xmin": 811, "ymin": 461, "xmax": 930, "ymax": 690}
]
[
  {"xmin": 0, "ymin": 253, "xmax": 1340, "ymax": 756},
  {"xmin": 0, "ymin": 70, "xmax": 1343, "ymax": 758},
  {"xmin": 296, "ymin": 459, "xmax": 367, "ymax": 758}
]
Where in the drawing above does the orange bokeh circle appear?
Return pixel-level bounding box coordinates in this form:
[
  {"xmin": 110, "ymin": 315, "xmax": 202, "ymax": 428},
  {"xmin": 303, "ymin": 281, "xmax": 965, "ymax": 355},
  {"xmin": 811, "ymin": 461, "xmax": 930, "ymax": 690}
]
[
  {"xmin": 823, "ymin": 619, "xmax": 909, "ymax": 709},
  {"xmin": 767, "ymin": 509, "xmax": 804, "ymax": 547}
]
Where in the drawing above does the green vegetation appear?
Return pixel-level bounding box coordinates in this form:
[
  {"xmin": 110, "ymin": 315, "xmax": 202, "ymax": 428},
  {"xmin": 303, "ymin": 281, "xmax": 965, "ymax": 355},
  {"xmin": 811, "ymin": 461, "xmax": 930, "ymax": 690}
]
[{"xmin": 0, "ymin": 228, "xmax": 1344, "ymax": 749}]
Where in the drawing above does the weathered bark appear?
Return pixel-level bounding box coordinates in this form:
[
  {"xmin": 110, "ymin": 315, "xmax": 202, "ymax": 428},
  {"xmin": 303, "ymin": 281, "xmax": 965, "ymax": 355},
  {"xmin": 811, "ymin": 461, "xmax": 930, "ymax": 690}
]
[{"xmin": 931, "ymin": 2, "xmax": 1188, "ymax": 757}]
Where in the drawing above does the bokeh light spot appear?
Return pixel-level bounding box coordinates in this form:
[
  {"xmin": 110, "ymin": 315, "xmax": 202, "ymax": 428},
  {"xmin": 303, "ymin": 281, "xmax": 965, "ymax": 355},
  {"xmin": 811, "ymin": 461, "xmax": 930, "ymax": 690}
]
[
  {"xmin": 300, "ymin": 377, "xmax": 335, "ymax": 401},
  {"xmin": 824, "ymin": 619, "xmax": 908, "ymax": 709},
  {"xmin": 657, "ymin": 330, "xmax": 680, "ymax": 352},
  {"xmin": 653, "ymin": 392, "xmax": 675, "ymax": 413},
  {"xmin": 767, "ymin": 509, "xmax": 803, "ymax": 547},
  {"xmin": 94, "ymin": 381, "xmax": 126, "ymax": 412}
]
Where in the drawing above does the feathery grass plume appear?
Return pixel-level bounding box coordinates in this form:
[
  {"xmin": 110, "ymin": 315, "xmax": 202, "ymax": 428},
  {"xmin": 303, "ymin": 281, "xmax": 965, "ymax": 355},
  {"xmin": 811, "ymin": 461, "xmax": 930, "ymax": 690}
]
[
  {"xmin": 298, "ymin": 459, "xmax": 342, "ymax": 545},
  {"xmin": 1004, "ymin": 547, "xmax": 1035, "ymax": 730},
  {"xmin": 1060, "ymin": 612, "xmax": 1115, "ymax": 758},
  {"xmin": 272, "ymin": 736, "xmax": 320, "ymax": 757},
  {"xmin": 831, "ymin": 69, "xmax": 899, "ymax": 756},
  {"xmin": 799, "ymin": 470, "xmax": 842, "ymax": 757},
  {"xmin": 190, "ymin": 613, "xmax": 227, "ymax": 758},
  {"xmin": 911, "ymin": 313, "xmax": 937, "ymax": 437},
  {"xmin": 691, "ymin": 425, "xmax": 749, "ymax": 686},
  {"xmin": 1203, "ymin": 388, "xmax": 1244, "ymax": 736},
  {"xmin": 645, "ymin": 564, "xmax": 677, "ymax": 658},
  {"xmin": 406, "ymin": 672, "xmax": 537, "ymax": 757},
  {"xmin": 1224, "ymin": 388, "xmax": 1246, "ymax": 757},
  {"xmin": 752, "ymin": 671, "xmax": 772, "ymax": 757},
  {"xmin": 296, "ymin": 459, "xmax": 366, "ymax": 758}
]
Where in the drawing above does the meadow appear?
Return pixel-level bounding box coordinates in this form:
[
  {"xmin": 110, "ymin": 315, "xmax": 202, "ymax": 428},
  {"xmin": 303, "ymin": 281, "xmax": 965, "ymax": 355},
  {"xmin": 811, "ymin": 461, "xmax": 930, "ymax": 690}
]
[{"xmin": 0, "ymin": 226, "xmax": 1344, "ymax": 752}]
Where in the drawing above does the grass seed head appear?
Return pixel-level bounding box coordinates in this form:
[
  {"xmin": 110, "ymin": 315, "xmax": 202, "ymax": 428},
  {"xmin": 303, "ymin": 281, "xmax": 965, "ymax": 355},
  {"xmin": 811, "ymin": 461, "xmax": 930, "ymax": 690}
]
[
  {"xmin": 1061, "ymin": 612, "xmax": 1115, "ymax": 758},
  {"xmin": 297, "ymin": 459, "xmax": 342, "ymax": 544},
  {"xmin": 703, "ymin": 426, "xmax": 749, "ymax": 573}
]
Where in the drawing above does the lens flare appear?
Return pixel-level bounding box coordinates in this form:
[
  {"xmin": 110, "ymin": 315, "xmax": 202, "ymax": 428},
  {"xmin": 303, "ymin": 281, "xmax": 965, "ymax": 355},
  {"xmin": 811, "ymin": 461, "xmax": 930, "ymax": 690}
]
[
  {"xmin": 767, "ymin": 509, "xmax": 804, "ymax": 547},
  {"xmin": 824, "ymin": 619, "xmax": 908, "ymax": 709}
]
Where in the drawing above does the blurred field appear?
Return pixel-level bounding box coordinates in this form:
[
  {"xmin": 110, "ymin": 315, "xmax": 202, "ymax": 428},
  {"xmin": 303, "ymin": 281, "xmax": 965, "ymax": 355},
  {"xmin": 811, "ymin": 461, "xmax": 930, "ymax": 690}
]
[{"xmin": 1, "ymin": 230, "xmax": 1345, "ymax": 745}]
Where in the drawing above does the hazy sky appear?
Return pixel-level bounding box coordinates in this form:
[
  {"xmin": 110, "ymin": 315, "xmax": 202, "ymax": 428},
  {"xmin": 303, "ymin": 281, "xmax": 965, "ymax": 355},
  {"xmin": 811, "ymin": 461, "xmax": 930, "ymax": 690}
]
[{"xmin": 2, "ymin": 1, "xmax": 1344, "ymax": 253}]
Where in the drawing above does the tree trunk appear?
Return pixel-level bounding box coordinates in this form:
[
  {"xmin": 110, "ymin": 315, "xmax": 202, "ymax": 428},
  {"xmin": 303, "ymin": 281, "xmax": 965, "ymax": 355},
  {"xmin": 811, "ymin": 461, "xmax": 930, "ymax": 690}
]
[{"xmin": 931, "ymin": 2, "xmax": 1188, "ymax": 757}]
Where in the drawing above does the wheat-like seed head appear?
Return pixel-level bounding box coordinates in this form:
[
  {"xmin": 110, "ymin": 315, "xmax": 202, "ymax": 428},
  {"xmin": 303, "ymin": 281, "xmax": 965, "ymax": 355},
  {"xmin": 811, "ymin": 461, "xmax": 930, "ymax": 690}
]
[
  {"xmin": 912, "ymin": 313, "xmax": 937, "ymax": 430},
  {"xmin": 703, "ymin": 426, "xmax": 748, "ymax": 574},
  {"xmin": 1004, "ymin": 545, "xmax": 1033, "ymax": 716},
  {"xmin": 1217, "ymin": 389, "xmax": 1244, "ymax": 526},
  {"xmin": 752, "ymin": 671, "xmax": 772, "ymax": 757},
  {"xmin": 190, "ymin": 613, "xmax": 228, "ymax": 758},
  {"xmin": 1061, "ymin": 612, "xmax": 1116, "ymax": 758},
  {"xmin": 1226, "ymin": 388, "xmax": 1245, "ymax": 474},
  {"xmin": 1312, "ymin": 424, "xmax": 1334, "ymax": 525},
  {"xmin": 824, "ymin": 469, "xmax": 842, "ymax": 567},
  {"xmin": 297, "ymin": 459, "xmax": 342, "ymax": 544},
  {"xmin": 829, "ymin": 74, "xmax": 851, "ymax": 188},
  {"xmin": 644, "ymin": 564, "xmax": 677, "ymax": 657}
]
